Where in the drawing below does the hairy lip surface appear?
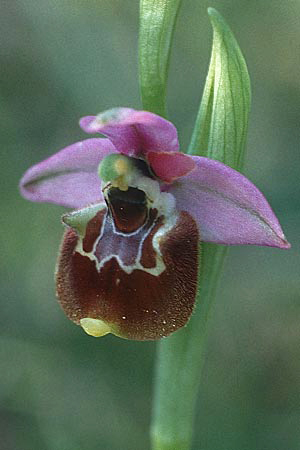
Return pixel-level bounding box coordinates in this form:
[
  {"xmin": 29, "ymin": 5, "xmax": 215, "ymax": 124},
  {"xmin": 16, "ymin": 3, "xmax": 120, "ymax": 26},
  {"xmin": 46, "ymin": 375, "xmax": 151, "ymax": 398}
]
[{"xmin": 56, "ymin": 210, "xmax": 199, "ymax": 340}]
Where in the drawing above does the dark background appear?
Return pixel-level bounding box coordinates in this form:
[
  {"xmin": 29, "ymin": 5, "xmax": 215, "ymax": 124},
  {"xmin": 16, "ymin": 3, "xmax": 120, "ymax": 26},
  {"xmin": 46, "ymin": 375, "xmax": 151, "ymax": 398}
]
[{"xmin": 1, "ymin": 1, "xmax": 299, "ymax": 449}]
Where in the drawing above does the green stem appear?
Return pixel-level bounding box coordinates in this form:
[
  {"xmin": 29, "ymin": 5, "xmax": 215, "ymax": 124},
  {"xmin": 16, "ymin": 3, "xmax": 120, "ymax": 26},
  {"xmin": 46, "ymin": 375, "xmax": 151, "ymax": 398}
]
[
  {"xmin": 151, "ymin": 245, "xmax": 227, "ymax": 450},
  {"xmin": 139, "ymin": 0, "xmax": 182, "ymax": 117},
  {"xmin": 139, "ymin": 4, "xmax": 250, "ymax": 449}
]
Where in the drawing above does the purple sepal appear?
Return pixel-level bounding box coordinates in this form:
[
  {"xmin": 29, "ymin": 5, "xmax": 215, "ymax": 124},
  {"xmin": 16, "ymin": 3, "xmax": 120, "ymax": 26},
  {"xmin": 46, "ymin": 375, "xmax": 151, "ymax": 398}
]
[
  {"xmin": 79, "ymin": 108, "xmax": 179, "ymax": 157},
  {"xmin": 168, "ymin": 156, "xmax": 290, "ymax": 249},
  {"xmin": 20, "ymin": 138, "xmax": 116, "ymax": 208}
]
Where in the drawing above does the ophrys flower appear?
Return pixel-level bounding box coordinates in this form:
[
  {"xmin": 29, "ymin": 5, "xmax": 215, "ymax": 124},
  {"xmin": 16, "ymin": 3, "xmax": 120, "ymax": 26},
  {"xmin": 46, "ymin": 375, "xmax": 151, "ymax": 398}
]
[{"xmin": 20, "ymin": 108, "xmax": 290, "ymax": 340}]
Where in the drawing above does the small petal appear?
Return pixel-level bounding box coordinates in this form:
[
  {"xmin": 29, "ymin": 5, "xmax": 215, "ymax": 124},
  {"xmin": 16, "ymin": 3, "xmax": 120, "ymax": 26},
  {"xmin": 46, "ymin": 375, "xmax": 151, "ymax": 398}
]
[
  {"xmin": 20, "ymin": 138, "xmax": 116, "ymax": 208},
  {"xmin": 147, "ymin": 151, "xmax": 196, "ymax": 183},
  {"xmin": 79, "ymin": 108, "xmax": 179, "ymax": 157},
  {"xmin": 169, "ymin": 157, "xmax": 290, "ymax": 248}
]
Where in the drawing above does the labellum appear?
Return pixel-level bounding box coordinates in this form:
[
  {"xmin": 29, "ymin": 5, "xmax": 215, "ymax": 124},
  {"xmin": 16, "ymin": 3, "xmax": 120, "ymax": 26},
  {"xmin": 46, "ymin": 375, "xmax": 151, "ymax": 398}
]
[{"xmin": 56, "ymin": 155, "xmax": 199, "ymax": 340}]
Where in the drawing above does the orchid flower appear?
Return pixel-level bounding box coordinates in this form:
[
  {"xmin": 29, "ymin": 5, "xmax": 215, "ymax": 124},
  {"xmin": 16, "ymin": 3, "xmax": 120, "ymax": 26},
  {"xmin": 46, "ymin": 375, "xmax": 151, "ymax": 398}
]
[{"xmin": 20, "ymin": 107, "xmax": 290, "ymax": 341}]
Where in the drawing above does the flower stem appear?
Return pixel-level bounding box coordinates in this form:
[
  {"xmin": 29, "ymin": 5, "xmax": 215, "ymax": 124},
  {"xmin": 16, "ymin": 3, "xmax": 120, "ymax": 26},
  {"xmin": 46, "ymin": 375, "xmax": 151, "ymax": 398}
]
[
  {"xmin": 139, "ymin": 0, "xmax": 182, "ymax": 117},
  {"xmin": 139, "ymin": 4, "xmax": 250, "ymax": 449},
  {"xmin": 151, "ymin": 244, "xmax": 227, "ymax": 450}
]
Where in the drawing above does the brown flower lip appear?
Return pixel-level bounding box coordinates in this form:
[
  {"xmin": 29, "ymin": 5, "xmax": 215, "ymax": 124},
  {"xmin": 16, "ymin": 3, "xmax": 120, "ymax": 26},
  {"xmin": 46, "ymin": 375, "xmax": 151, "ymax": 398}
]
[{"xmin": 56, "ymin": 190, "xmax": 199, "ymax": 340}]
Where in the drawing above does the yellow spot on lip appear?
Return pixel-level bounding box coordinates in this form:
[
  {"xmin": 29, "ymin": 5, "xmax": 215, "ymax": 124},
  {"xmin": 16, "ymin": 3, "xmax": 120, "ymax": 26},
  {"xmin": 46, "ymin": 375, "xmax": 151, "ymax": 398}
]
[{"xmin": 80, "ymin": 318, "xmax": 111, "ymax": 337}]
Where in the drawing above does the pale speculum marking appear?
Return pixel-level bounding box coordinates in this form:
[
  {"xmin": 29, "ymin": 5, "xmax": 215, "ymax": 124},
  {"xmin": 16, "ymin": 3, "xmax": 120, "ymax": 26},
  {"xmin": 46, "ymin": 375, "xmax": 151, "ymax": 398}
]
[
  {"xmin": 71, "ymin": 155, "xmax": 178, "ymax": 276},
  {"xmin": 65, "ymin": 155, "xmax": 179, "ymax": 277},
  {"xmin": 75, "ymin": 187, "xmax": 178, "ymax": 276}
]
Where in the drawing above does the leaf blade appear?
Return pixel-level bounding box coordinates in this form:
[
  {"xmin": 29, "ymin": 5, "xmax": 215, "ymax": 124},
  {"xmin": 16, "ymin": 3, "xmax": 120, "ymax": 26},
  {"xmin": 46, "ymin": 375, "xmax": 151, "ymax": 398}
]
[{"xmin": 188, "ymin": 7, "xmax": 251, "ymax": 170}]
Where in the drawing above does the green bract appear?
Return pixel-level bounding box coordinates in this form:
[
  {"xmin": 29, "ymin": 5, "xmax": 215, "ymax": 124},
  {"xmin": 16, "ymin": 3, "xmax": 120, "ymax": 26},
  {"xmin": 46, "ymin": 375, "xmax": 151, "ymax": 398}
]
[
  {"xmin": 150, "ymin": 8, "xmax": 252, "ymax": 450},
  {"xmin": 189, "ymin": 7, "xmax": 251, "ymax": 170}
]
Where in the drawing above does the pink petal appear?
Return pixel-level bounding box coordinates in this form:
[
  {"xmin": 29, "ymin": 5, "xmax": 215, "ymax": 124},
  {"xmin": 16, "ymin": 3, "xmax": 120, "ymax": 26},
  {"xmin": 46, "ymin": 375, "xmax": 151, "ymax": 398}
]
[
  {"xmin": 168, "ymin": 157, "xmax": 290, "ymax": 249},
  {"xmin": 79, "ymin": 108, "xmax": 179, "ymax": 157},
  {"xmin": 20, "ymin": 138, "xmax": 116, "ymax": 209},
  {"xmin": 147, "ymin": 151, "xmax": 196, "ymax": 183}
]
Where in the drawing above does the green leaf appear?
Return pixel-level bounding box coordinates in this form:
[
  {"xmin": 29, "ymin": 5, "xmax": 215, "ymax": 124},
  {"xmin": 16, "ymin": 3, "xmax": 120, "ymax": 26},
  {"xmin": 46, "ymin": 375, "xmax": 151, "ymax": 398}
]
[
  {"xmin": 188, "ymin": 7, "xmax": 251, "ymax": 170},
  {"xmin": 151, "ymin": 9, "xmax": 251, "ymax": 450},
  {"xmin": 139, "ymin": 0, "xmax": 182, "ymax": 117}
]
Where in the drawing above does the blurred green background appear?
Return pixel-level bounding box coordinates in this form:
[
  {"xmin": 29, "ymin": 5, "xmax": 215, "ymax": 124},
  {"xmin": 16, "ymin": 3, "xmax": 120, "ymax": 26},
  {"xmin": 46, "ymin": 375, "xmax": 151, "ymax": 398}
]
[{"xmin": 1, "ymin": 1, "xmax": 299, "ymax": 449}]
